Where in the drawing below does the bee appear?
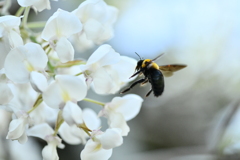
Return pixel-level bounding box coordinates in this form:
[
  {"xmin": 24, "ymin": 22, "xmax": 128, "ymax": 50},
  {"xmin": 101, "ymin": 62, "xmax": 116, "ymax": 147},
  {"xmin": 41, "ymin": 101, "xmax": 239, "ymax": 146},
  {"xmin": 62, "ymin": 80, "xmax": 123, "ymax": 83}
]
[{"xmin": 120, "ymin": 53, "xmax": 187, "ymax": 97}]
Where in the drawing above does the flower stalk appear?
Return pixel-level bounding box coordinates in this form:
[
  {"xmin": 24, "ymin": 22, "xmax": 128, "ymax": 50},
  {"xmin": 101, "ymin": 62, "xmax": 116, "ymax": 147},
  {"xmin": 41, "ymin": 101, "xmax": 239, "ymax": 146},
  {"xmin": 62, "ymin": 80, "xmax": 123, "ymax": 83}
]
[
  {"xmin": 27, "ymin": 21, "xmax": 46, "ymax": 29},
  {"xmin": 56, "ymin": 60, "xmax": 85, "ymax": 68},
  {"xmin": 15, "ymin": 6, "xmax": 25, "ymax": 17},
  {"xmin": 79, "ymin": 123, "xmax": 92, "ymax": 137},
  {"xmin": 22, "ymin": 7, "xmax": 30, "ymax": 28},
  {"xmin": 27, "ymin": 94, "xmax": 43, "ymax": 114},
  {"xmin": 83, "ymin": 98, "xmax": 105, "ymax": 106},
  {"xmin": 53, "ymin": 110, "xmax": 64, "ymax": 136}
]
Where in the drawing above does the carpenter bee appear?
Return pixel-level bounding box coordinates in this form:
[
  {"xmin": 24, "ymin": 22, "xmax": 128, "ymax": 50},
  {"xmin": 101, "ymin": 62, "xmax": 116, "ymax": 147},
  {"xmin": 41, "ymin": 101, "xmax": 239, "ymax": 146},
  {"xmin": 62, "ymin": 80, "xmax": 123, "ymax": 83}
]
[{"xmin": 120, "ymin": 53, "xmax": 187, "ymax": 97}]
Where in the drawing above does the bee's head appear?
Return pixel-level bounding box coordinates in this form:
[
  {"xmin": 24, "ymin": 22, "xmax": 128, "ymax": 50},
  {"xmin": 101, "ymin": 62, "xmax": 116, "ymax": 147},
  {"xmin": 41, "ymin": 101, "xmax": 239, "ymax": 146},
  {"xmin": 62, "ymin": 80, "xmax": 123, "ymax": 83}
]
[{"xmin": 136, "ymin": 60, "xmax": 144, "ymax": 71}]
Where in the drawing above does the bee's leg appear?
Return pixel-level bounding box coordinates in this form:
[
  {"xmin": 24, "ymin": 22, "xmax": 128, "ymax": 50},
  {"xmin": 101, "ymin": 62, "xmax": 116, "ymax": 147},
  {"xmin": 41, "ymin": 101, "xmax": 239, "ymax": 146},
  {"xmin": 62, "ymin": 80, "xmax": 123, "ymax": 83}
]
[
  {"xmin": 146, "ymin": 89, "xmax": 153, "ymax": 97},
  {"xmin": 141, "ymin": 79, "xmax": 149, "ymax": 86},
  {"xmin": 120, "ymin": 78, "xmax": 146, "ymax": 94}
]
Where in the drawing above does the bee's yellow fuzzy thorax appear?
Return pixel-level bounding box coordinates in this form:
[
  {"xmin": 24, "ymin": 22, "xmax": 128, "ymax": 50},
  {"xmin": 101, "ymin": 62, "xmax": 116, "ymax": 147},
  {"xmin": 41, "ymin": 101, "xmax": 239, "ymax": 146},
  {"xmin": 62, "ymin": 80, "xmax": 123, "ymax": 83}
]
[
  {"xmin": 142, "ymin": 59, "xmax": 159, "ymax": 69},
  {"xmin": 151, "ymin": 62, "xmax": 159, "ymax": 69}
]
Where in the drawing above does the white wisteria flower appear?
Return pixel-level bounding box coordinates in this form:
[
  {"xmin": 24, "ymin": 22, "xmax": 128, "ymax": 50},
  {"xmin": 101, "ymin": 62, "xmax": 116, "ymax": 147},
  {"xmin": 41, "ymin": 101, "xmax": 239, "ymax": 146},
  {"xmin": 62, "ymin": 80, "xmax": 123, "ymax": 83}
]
[
  {"xmin": 0, "ymin": 15, "xmax": 23, "ymax": 69},
  {"xmin": 80, "ymin": 44, "xmax": 137, "ymax": 94},
  {"xmin": 42, "ymin": 9, "xmax": 82, "ymax": 63},
  {"xmin": 0, "ymin": 69, "xmax": 13, "ymax": 105},
  {"xmin": 0, "ymin": 0, "xmax": 147, "ymax": 159},
  {"xmin": 108, "ymin": 56, "xmax": 137, "ymax": 90},
  {"xmin": 0, "ymin": 82, "xmax": 13, "ymax": 105},
  {"xmin": 42, "ymin": 75, "xmax": 87, "ymax": 126},
  {"xmin": 58, "ymin": 122, "xmax": 87, "ymax": 145},
  {"xmin": 29, "ymin": 71, "xmax": 48, "ymax": 93},
  {"xmin": 81, "ymin": 128, "xmax": 123, "ymax": 160},
  {"xmin": 17, "ymin": 0, "xmax": 58, "ymax": 12},
  {"xmin": 6, "ymin": 110, "xmax": 30, "ymax": 144},
  {"xmin": 59, "ymin": 108, "xmax": 101, "ymax": 145},
  {"xmin": 28, "ymin": 123, "xmax": 64, "ymax": 160},
  {"xmin": 5, "ymin": 83, "xmax": 39, "ymax": 144},
  {"xmin": 71, "ymin": 0, "xmax": 118, "ymax": 50},
  {"xmin": 79, "ymin": 44, "xmax": 120, "ymax": 94},
  {"xmin": 4, "ymin": 42, "xmax": 48, "ymax": 84},
  {"xmin": 99, "ymin": 94, "xmax": 143, "ymax": 136}
]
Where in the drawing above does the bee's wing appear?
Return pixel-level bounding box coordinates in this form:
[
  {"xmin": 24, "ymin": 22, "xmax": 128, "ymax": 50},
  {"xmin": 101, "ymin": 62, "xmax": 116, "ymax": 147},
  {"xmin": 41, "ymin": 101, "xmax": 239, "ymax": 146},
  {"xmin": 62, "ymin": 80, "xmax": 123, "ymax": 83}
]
[{"xmin": 159, "ymin": 64, "xmax": 187, "ymax": 77}]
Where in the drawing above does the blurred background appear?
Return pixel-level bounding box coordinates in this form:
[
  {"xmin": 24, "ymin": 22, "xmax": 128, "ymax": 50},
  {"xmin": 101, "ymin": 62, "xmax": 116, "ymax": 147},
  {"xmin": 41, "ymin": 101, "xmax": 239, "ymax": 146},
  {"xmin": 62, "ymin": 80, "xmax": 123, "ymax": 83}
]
[{"xmin": 1, "ymin": 0, "xmax": 240, "ymax": 159}]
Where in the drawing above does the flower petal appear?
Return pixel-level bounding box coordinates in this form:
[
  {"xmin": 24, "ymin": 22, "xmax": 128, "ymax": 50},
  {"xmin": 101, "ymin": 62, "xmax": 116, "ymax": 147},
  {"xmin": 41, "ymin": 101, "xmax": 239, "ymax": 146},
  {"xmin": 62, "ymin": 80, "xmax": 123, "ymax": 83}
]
[
  {"xmin": 42, "ymin": 9, "xmax": 82, "ymax": 41},
  {"xmin": 55, "ymin": 37, "xmax": 74, "ymax": 63},
  {"xmin": 17, "ymin": 0, "xmax": 36, "ymax": 7},
  {"xmin": 69, "ymin": 33, "xmax": 94, "ymax": 52},
  {"xmin": 0, "ymin": 36, "xmax": 11, "ymax": 69},
  {"xmin": 73, "ymin": 0, "xmax": 108, "ymax": 23},
  {"xmin": 27, "ymin": 123, "xmax": 54, "ymax": 140},
  {"xmin": 84, "ymin": 19, "xmax": 104, "ymax": 43},
  {"xmin": 59, "ymin": 122, "xmax": 87, "ymax": 145},
  {"xmin": 0, "ymin": 15, "xmax": 21, "ymax": 29},
  {"xmin": 4, "ymin": 43, "xmax": 47, "ymax": 83},
  {"xmin": 81, "ymin": 139, "xmax": 112, "ymax": 160},
  {"xmin": 18, "ymin": 131, "xmax": 28, "ymax": 144},
  {"xmin": 32, "ymin": 0, "xmax": 51, "ymax": 12},
  {"xmin": 72, "ymin": 0, "xmax": 118, "ymax": 45},
  {"xmin": 55, "ymin": 75, "xmax": 87, "ymax": 102},
  {"xmin": 112, "ymin": 94, "xmax": 143, "ymax": 121},
  {"xmin": 97, "ymin": 128, "xmax": 123, "ymax": 149},
  {"xmin": 42, "ymin": 80, "xmax": 63, "ymax": 109},
  {"xmin": 24, "ymin": 43, "xmax": 48, "ymax": 70},
  {"xmin": 108, "ymin": 112, "xmax": 130, "ymax": 136},
  {"xmin": 4, "ymin": 46, "xmax": 30, "ymax": 83},
  {"xmin": 85, "ymin": 44, "xmax": 120, "ymax": 67},
  {"xmin": 62, "ymin": 101, "xmax": 83, "ymax": 125},
  {"xmin": 6, "ymin": 118, "xmax": 27, "ymax": 140},
  {"xmin": 112, "ymin": 56, "xmax": 137, "ymax": 82},
  {"xmin": 17, "ymin": 0, "xmax": 51, "ymax": 11},
  {"xmin": 83, "ymin": 108, "xmax": 101, "ymax": 130},
  {"xmin": 29, "ymin": 71, "xmax": 48, "ymax": 92},
  {"xmin": 92, "ymin": 67, "xmax": 118, "ymax": 94},
  {"xmin": 0, "ymin": 83, "xmax": 13, "ymax": 105},
  {"xmin": 43, "ymin": 75, "xmax": 87, "ymax": 108},
  {"xmin": 43, "ymin": 72, "xmax": 87, "ymax": 109},
  {"xmin": 8, "ymin": 30, "xmax": 23, "ymax": 48},
  {"xmin": 42, "ymin": 143, "xmax": 59, "ymax": 160}
]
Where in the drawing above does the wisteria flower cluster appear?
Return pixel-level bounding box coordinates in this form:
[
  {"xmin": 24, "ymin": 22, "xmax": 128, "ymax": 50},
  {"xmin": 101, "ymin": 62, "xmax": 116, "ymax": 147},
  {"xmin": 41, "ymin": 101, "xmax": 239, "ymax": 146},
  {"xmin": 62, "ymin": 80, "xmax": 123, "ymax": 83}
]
[{"xmin": 0, "ymin": 0, "xmax": 143, "ymax": 160}]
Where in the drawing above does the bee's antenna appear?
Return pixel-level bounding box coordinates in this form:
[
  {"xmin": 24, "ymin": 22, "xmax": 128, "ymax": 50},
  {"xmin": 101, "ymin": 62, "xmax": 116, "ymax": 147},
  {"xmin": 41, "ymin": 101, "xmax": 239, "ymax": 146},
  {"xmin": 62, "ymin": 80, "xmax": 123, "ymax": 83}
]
[
  {"xmin": 152, "ymin": 53, "xmax": 165, "ymax": 61},
  {"xmin": 135, "ymin": 52, "xmax": 142, "ymax": 60}
]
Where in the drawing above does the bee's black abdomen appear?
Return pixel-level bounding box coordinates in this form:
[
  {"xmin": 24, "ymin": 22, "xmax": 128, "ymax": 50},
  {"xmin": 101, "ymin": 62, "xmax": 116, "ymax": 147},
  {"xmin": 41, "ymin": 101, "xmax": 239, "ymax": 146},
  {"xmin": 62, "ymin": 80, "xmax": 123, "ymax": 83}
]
[{"xmin": 146, "ymin": 68, "xmax": 164, "ymax": 97}]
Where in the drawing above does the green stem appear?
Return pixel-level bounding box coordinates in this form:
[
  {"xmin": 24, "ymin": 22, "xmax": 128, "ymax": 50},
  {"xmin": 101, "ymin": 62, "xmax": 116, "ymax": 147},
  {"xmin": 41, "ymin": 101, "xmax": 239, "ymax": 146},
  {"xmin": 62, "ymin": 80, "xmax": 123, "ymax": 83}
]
[
  {"xmin": 75, "ymin": 72, "xmax": 83, "ymax": 76},
  {"xmin": 83, "ymin": 98, "xmax": 105, "ymax": 106},
  {"xmin": 22, "ymin": 7, "xmax": 30, "ymax": 28},
  {"xmin": 27, "ymin": 94, "xmax": 43, "ymax": 114},
  {"xmin": 79, "ymin": 123, "xmax": 91, "ymax": 137},
  {"xmin": 27, "ymin": 21, "xmax": 46, "ymax": 29},
  {"xmin": 53, "ymin": 111, "xmax": 64, "ymax": 136},
  {"xmin": 46, "ymin": 47, "xmax": 55, "ymax": 74},
  {"xmin": 82, "ymin": 128, "xmax": 91, "ymax": 137},
  {"xmin": 47, "ymin": 61, "xmax": 55, "ymax": 74},
  {"xmin": 45, "ymin": 46, "xmax": 51, "ymax": 55},
  {"xmin": 15, "ymin": 7, "xmax": 25, "ymax": 17},
  {"xmin": 56, "ymin": 60, "xmax": 85, "ymax": 68}
]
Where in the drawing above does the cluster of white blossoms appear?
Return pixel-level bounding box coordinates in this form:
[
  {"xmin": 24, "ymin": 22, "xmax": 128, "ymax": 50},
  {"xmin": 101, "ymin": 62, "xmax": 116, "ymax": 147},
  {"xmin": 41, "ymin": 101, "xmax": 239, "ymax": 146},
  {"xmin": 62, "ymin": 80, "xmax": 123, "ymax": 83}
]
[{"xmin": 0, "ymin": 0, "xmax": 143, "ymax": 160}]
